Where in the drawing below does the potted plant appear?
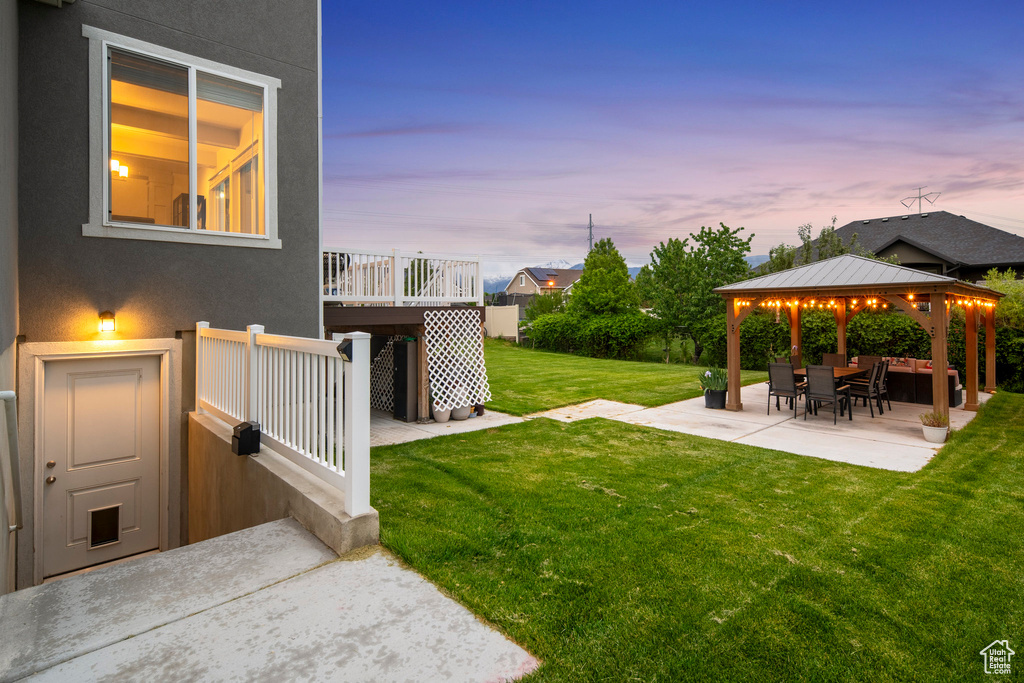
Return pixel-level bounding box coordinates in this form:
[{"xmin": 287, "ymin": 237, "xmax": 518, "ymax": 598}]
[
  {"xmin": 919, "ymin": 411, "xmax": 949, "ymax": 443},
  {"xmin": 700, "ymin": 367, "xmax": 728, "ymax": 409}
]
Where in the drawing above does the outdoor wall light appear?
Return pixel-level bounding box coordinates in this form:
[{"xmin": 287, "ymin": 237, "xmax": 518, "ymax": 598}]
[{"xmin": 99, "ymin": 310, "xmax": 115, "ymax": 332}]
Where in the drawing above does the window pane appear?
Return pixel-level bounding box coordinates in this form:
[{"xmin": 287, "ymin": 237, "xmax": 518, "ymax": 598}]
[
  {"xmin": 108, "ymin": 49, "xmax": 190, "ymax": 227},
  {"xmin": 196, "ymin": 72, "xmax": 264, "ymax": 234}
]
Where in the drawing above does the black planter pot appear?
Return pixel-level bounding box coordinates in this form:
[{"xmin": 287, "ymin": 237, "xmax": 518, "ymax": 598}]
[{"xmin": 704, "ymin": 389, "xmax": 727, "ymax": 409}]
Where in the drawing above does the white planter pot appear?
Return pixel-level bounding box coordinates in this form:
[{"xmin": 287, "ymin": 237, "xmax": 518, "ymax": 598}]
[
  {"xmin": 451, "ymin": 405, "xmax": 472, "ymax": 421},
  {"xmin": 922, "ymin": 425, "xmax": 948, "ymax": 443},
  {"xmin": 433, "ymin": 408, "xmax": 451, "ymax": 424}
]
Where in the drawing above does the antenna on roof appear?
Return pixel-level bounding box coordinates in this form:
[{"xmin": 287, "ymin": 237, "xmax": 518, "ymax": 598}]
[
  {"xmin": 587, "ymin": 214, "xmax": 594, "ymax": 253},
  {"xmin": 901, "ymin": 186, "xmax": 940, "ymax": 215}
]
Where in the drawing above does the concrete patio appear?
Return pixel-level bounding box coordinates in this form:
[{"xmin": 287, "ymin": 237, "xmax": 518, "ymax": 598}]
[
  {"xmin": 371, "ymin": 408, "xmax": 523, "ymax": 447},
  {"xmin": 0, "ymin": 518, "xmax": 538, "ymax": 682},
  {"xmin": 532, "ymin": 383, "xmax": 989, "ymax": 472}
]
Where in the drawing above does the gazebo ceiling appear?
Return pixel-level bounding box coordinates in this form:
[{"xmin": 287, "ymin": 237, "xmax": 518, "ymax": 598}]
[{"xmin": 714, "ymin": 254, "xmax": 1002, "ymax": 300}]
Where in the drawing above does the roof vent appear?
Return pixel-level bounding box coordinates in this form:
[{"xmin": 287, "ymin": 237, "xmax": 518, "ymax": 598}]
[
  {"xmin": 882, "ymin": 218, "xmax": 889, "ymax": 222},
  {"xmin": 862, "ymin": 220, "xmax": 870, "ymax": 224},
  {"xmin": 921, "ymin": 213, "xmax": 929, "ymax": 217},
  {"xmin": 901, "ymin": 215, "xmax": 909, "ymax": 220}
]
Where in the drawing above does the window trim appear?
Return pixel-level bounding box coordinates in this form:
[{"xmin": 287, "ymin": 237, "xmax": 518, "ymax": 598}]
[{"xmin": 82, "ymin": 25, "xmax": 282, "ymax": 249}]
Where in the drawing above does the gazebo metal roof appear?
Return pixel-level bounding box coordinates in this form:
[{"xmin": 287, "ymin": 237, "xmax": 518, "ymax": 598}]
[
  {"xmin": 714, "ymin": 254, "xmax": 1001, "ymax": 417},
  {"xmin": 715, "ymin": 254, "xmax": 1001, "ymax": 300}
]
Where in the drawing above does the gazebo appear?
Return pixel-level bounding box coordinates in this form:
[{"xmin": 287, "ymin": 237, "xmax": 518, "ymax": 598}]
[{"xmin": 714, "ymin": 255, "xmax": 1003, "ymax": 417}]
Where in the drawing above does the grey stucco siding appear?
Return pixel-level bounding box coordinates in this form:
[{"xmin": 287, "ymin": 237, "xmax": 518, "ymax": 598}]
[{"xmin": 17, "ymin": 0, "xmax": 321, "ymax": 344}]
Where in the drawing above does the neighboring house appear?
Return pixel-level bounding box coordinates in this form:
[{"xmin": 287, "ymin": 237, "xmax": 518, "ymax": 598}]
[
  {"xmin": 505, "ymin": 267, "xmax": 583, "ymax": 295},
  {"xmin": 834, "ymin": 211, "xmax": 1024, "ymax": 281},
  {"xmin": 2, "ymin": 0, "xmax": 322, "ymax": 592}
]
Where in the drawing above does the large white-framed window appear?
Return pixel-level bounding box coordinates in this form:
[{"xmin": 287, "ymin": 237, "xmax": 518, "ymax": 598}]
[{"xmin": 83, "ymin": 26, "xmax": 282, "ymax": 248}]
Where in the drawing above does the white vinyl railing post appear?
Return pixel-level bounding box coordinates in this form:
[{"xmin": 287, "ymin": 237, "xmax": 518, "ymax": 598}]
[
  {"xmin": 246, "ymin": 324, "xmax": 264, "ymax": 422},
  {"xmin": 341, "ymin": 331, "xmax": 371, "ymax": 516},
  {"xmin": 195, "ymin": 321, "xmax": 209, "ymax": 413},
  {"xmin": 475, "ymin": 255, "xmax": 484, "ymax": 305},
  {"xmin": 392, "ymin": 249, "xmax": 402, "ymax": 307}
]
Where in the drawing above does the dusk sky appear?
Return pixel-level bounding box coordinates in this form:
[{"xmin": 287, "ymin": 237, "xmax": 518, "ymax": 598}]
[{"xmin": 321, "ymin": 2, "xmax": 1024, "ymax": 279}]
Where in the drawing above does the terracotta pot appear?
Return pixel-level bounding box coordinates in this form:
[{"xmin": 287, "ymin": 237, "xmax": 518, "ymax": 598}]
[
  {"xmin": 921, "ymin": 424, "xmax": 948, "ymax": 443},
  {"xmin": 704, "ymin": 389, "xmax": 727, "ymax": 409}
]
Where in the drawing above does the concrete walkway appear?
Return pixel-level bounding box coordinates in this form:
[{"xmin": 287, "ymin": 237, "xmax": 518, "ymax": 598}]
[
  {"xmin": 530, "ymin": 384, "xmax": 989, "ymax": 472},
  {"xmin": 371, "ymin": 408, "xmax": 523, "ymax": 447},
  {"xmin": 1, "ymin": 519, "xmax": 538, "ymax": 682}
]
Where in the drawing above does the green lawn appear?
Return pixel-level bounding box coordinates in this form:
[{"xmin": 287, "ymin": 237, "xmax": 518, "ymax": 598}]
[
  {"xmin": 484, "ymin": 338, "xmax": 767, "ymax": 414},
  {"xmin": 372, "ymin": 393, "xmax": 1024, "ymax": 681}
]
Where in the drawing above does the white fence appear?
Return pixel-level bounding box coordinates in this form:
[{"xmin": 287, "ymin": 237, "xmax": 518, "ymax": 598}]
[
  {"xmin": 195, "ymin": 322, "xmax": 371, "ymax": 517},
  {"xmin": 323, "ymin": 248, "xmax": 484, "ymax": 306}
]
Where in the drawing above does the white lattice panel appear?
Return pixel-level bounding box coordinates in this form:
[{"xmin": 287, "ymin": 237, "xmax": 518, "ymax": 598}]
[
  {"xmin": 369, "ymin": 336, "xmax": 400, "ymax": 411},
  {"xmin": 424, "ymin": 309, "xmax": 492, "ymax": 411}
]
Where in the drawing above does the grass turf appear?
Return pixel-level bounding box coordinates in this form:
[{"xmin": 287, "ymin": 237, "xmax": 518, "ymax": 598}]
[
  {"xmin": 372, "ymin": 392, "xmax": 1024, "ymax": 681},
  {"xmin": 484, "ymin": 338, "xmax": 768, "ymax": 415}
]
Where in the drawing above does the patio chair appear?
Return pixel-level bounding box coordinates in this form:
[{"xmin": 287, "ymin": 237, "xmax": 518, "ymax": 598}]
[
  {"xmin": 789, "ymin": 354, "xmax": 801, "ymax": 369},
  {"xmin": 804, "ymin": 364, "xmax": 852, "ymax": 424},
  {"xmin": 857, "ymin": 355, "xmax": 882, "ymax": 372},
  {"xmin": 850, "ymin": 360, "xmax": 893, "ymax": 415},
  {"xmin": 767, "ymin": 362, "xmax": 806, "ymax": 418},
  {"xmin": 822, "ymin": 352, "xmax": 845, "ymax": 368},
  {"xmin": 848, "ymin": 361, "xmax": 883, "ymax": 417}
]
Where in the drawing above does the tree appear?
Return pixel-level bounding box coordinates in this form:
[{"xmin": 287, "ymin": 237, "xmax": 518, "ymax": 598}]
[
  {"xmin": 645, "ymin": 223, "xmax": 753, "ymax": 362},
  {"xmin": 523, "ymin": 289, "xmax": 565, "ymax": 322},
  {"xmin": 764, "ymin": 216, "xmax": 897, "ymax": 273},
  {"xmin": 568, "ymin": 238, "xmax": 639, "ymax": 317}
]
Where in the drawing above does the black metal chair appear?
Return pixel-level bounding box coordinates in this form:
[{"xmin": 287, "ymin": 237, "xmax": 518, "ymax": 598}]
[
  {"xmin": 877, "ymin": 360, "xmax": 892, "ymax": 411},
  {"xmin": 768, "ymin": 362, "xmax": 806, "ymax": 418},
  {"xmin": 822, "ymin": 352, "xmax": 845, "ymax": 368},
  {"xmin": 849, "ymin": 362, "xmax": 883, "ymax": 417},
  {"xmin": 804, "ymin": 365, "xmax": 852, "ymax": 424}
]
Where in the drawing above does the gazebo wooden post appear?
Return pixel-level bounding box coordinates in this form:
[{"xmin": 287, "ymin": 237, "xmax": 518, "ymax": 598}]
[
  {"xmin": 931, "ymin": 293, "xmax": 950, "ymax": 418},
  {"xmin": 726, "ymin": 297, "xmax": 743, "ymax": 411},
  {"xmin": 965, "ymin": 306, "xmax": 979, "ymax": 411},
  {"xmin": 984, "ymin": 307, "xmax": 997, "ymax": 393},
  {"xmin": 789, "ymin": 301, "xmax": 802, "ymax": 367},
  {"xmin": 834, "ymin": 299, "xmax": 847, "ymax": 360}
]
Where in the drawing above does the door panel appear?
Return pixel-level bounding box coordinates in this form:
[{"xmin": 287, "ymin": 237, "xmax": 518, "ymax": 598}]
[{"xmin": 42, "ymin": 355, "xmax": 161, "ymax": 577}]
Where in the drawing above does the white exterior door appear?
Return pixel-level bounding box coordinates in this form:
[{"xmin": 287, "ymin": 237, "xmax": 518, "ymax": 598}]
[{"xmin": 41, "ymin": 355, "xmax": 161, "ymax": 578}]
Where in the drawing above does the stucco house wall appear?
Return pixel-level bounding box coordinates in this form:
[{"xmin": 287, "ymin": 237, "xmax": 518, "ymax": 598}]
[{"xmin": 17, "ymin": 0, "xmax": 321, "ymax": 344}]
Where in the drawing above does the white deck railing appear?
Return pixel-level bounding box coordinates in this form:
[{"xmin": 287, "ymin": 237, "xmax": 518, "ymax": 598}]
[
  {"xmin": 323, "ymin": 248, "xmax": 483, "ymax": 306},
  {"xmin": 195, "ymin": 322, "xmax": 371, "ymax": 517}
]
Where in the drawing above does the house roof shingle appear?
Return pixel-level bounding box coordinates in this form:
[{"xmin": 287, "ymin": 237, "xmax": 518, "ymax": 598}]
[
  {"xmin": 834, "ymin": 211, "xmax": 1024, "ymax": 267},
  {"xmin": 524, "ymin": 268, "xmax": 582, "ymax": 289}
]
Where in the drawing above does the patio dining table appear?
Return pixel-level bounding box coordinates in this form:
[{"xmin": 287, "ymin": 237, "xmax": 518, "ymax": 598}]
[{"xmin": 793, "ymin": 367, "xmax": 866, "ymax": 380}]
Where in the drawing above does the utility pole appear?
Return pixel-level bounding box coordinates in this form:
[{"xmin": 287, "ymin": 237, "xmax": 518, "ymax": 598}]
[
  {"xmin": 901, "ymin": 187, "xmax": 940, "ymax": 214},
  {"xmin": 587, "ymin": 214, "xmax": 594, "ymax": 252}
]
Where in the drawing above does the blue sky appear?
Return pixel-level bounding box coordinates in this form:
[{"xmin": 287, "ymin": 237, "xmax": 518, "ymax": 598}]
[{"xmin": 322, "ymin": 1, "xmax": 1024, "ymax": 277}]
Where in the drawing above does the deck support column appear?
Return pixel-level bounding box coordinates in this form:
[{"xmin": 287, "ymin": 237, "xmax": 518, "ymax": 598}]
[
  {"xmin": 984, "ymin": 308, "xmax": 997, "ymax": 393},
  {"xmin": 726, "ymin": 298, "xmax": 743, "ymax": 411},
  {"xmin": 931, "ymin": 293, "xmax": 950, "ymax": 419},
  {"xmin": 965, "ymin": 306, "xmax": 979, "ymax": 411},
  {"xmin": 788, "ymin": 302, "xmax": 802, "ymax": 367},
  {"xmin": 417, "ymin": 324, "xmax": 430, "ymax": 422},
  {"xmin": 834, "ymin": 300, "xmax": 847, "ymax": 360}
]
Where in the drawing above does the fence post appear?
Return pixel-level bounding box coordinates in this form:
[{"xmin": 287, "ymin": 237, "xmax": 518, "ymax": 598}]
[
  {"xmin": 393, "ymin": 249, "xmax": 402, "ymax": 307},
  {"xmin": 195, "ymin": 321, "xmax": 209, "ymax": 413},
  {"xmin": 341, "ymin": 331, "xmax": 371, "ymax": 516},
  {"xmin": 246, "ymin": 324, "xmax": 264, "ymax": 423}
]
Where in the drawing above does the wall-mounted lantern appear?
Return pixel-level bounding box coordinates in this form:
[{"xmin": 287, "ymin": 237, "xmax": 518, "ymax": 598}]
[{"xmin": 98, "ymin": 310, "xmax": 115, "ymax": 332}]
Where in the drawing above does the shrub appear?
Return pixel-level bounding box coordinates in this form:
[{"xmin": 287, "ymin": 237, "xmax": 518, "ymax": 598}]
[
  {"xmin": 575, "ymin": 312, "xmax": 660, "ymax": 359},
  {"xmin": 528, "ymin": 311, "xmax": 660, "ymax": 360}
]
